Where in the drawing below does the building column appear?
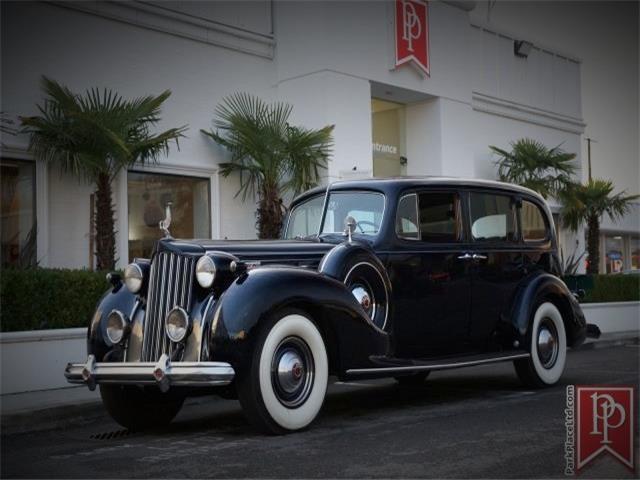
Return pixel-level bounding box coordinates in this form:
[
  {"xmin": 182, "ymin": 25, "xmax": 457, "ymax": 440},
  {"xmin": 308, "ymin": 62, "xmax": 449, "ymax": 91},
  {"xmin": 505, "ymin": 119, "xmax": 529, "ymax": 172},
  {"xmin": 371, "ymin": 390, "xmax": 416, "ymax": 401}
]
[{"xmin": 277, "ymin": 71, "xmax": 373, "ymax": 183}]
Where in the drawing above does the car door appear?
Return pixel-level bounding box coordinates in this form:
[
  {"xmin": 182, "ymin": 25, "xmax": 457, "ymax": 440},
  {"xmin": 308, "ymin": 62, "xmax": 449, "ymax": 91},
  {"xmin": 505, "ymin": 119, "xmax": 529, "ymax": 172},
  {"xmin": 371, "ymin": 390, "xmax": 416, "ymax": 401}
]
[
  {"xmin": 467, "ymin": 190, "xmax": 526, "ymax": 351},
  {"xmin": 385, "ymin": 189, "xmax": 473, "ymax": 358}
]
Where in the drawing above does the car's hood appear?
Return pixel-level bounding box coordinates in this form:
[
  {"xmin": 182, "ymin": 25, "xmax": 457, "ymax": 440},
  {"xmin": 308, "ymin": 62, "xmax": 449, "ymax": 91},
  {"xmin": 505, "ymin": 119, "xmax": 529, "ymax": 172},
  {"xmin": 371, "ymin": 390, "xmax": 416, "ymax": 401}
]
[{"xmin": 156, "ymin": 238, "xmax": 337, "ymax": 267}]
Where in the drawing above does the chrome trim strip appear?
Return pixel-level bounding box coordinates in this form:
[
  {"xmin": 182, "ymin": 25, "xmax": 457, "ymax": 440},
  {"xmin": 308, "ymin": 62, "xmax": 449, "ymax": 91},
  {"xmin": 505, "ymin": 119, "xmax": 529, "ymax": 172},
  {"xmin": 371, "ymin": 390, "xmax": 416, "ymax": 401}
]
[
  {"xmin": 65, "ymin": 357, "xmax": 235, "ymax": 387},
  {"xmin": 345, "ymin": 352, "xmax": 530, "ymax": 375}
]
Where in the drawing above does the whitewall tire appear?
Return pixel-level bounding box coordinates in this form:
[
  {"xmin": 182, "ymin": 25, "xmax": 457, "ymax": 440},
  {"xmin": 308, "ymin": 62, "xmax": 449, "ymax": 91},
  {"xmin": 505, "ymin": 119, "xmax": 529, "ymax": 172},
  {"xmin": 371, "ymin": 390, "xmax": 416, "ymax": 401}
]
[
  {"xmin": 514, "ymin": 301, "xmax": 567, "ymax": 387},
  {"xmin": 237, "ymin": 310, "xmax": 328, "ymax": 434}
]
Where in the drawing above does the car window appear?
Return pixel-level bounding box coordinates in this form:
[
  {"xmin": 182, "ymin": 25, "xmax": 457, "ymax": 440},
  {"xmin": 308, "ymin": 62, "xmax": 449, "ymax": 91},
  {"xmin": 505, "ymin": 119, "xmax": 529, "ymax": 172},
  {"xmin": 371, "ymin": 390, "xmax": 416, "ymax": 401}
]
[
  {"xmin": 321, "ymin": 192, "xmax": 384, "ymax": 236},
  {"xmin": 470, "ymin": 192, "xmax": 516, "ymax": 242},
  {"xmin": 285, "ymin": 195, "xmax": 324, "ymax": 239},
  {"xmin": 521, "ymin": 200, "xmax": 548, "ymax": 242},
  {"xmin": 396, "ymin": 194, "xmax": 419, "ymax": 239},
  {"xmin": 418, "ymin": 192, "xmax": 462, "ymax": 242}
]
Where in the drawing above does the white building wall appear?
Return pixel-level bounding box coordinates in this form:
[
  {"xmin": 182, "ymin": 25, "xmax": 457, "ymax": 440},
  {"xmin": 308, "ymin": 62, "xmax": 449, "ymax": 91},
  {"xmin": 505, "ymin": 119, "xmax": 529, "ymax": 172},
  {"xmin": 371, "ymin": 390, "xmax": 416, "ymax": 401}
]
[
  {"xmin": 1, "ymin": 1, "xmax": 282, "ymax": 268},
  {"xmin": 3, "ymin": 0, "xmax": 635, "ymax": 271},
  {"xmin": 470, "ymin": 0, "xmax": 639, "ymax": 226}
]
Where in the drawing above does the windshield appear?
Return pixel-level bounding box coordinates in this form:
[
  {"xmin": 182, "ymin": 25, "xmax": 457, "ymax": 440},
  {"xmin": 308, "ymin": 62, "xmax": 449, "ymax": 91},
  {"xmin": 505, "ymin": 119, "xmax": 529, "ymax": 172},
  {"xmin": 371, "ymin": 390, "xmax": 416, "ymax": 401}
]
[
  {"xmin": 321, "ymin": 191, "xmax": 385, "ymax": 236},
  {"xmin": 284, "ymin": 194, "xmax": 325, "ymax": 239}
]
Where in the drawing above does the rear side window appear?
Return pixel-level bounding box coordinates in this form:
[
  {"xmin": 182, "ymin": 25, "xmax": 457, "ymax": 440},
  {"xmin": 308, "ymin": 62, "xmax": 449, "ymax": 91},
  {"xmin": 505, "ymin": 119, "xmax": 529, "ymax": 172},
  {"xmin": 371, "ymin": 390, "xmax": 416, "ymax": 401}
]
[
  {"xmin": 470, "ymin": 193, "xmax": 516, "ymax": 242},
  {"xmin": 418, "ymin": 192, "xmax": 461, "ymax": 242},
  {"xmin": 521, "ymin": 200, "xmax": 548, "ymax": 242},
  {"xmin": 396, "ymin": 194, "xmax": 419, "ymax": 240}
]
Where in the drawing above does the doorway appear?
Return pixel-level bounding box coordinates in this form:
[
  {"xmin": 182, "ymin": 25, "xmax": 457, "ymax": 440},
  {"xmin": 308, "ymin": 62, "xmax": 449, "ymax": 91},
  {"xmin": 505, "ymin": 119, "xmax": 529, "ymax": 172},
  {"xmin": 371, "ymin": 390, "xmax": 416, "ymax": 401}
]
[{"xmin": 371, "ymin": 98, "xmax": 406, "ymax": 177}]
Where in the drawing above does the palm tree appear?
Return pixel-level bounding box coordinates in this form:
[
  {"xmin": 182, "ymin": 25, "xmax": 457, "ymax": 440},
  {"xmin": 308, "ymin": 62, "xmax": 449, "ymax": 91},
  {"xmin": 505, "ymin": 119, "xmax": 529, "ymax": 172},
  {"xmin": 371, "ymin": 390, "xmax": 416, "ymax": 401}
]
[
  {"xmin": 21, "ymin": 76, "xmax": 186, "ymax": 270},
  {"xmin": 490, "ymin": 138, "xmax": 577, "ymax": 198},
  {"xmin": 560, "ymin": 179, "xmax": 639, "ymax": 274},
  {"xmin": 202, "ymin": 93, "xmax": 334, "ymax": 238}
]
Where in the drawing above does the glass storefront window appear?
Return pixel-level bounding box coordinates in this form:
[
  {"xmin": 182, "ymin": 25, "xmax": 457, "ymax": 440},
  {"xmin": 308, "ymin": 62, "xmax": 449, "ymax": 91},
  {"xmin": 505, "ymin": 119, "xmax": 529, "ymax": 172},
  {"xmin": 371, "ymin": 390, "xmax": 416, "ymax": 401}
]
[
  {"xmin": 604, "ymin": 235, "xmax": 624, "ymax": 273},
  {"xmin": 1, "ymin": 159, "xmax": 36, "ymax": 268},
  {"xmin": 128, "ymin": 171, "xmax": 211, "ymax": 260},
  {"xmin": 371, "ymin": 98, "xmax": 406, "ymax": 177}
]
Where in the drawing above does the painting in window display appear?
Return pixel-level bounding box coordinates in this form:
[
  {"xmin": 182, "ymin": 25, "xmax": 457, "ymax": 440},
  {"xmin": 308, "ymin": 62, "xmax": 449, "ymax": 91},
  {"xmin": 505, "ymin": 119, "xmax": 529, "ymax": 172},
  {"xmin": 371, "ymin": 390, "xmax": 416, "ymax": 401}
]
[{"xmin": 128, "ymin": 171, "xmax": 210, "ymax": 260}]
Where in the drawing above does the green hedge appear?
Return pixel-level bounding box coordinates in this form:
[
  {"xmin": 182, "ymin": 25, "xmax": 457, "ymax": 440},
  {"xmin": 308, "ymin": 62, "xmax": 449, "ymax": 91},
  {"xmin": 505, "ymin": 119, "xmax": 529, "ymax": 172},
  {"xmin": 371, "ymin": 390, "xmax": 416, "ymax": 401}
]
[
  {"xmin": 564, "ymin": 274, "xmax": 640, "ymax": 303},
  {"xmin": 0, "ymin": 268, "xmax": 112, "ymax": 332},
  {"xmin": 1, "ymin": 269, "xmax": 638, "ymax": 332}
]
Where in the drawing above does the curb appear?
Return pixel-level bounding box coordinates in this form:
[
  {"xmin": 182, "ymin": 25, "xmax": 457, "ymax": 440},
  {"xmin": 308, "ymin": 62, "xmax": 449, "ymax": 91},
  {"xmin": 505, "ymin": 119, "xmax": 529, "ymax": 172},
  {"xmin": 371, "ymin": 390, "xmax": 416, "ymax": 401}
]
[
  {"xmin": 1, "ymin": 396, "xmax": 105, "ymax": 436},
  {"xmin": 577, "ymin": 331, "xmax": 639, "ymax": 351}
]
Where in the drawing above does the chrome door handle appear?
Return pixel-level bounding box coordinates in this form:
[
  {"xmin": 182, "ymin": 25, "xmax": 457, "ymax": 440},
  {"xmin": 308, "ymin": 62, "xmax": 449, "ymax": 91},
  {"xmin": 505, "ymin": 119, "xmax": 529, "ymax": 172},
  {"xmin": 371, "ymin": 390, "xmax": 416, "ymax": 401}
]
[
  {"xmin": 457, "ymin": 253, "xmax": 472, "ymax": 260},
  {"xmin": 472, "ymin": 254, "xmax": 488, "ymax": 260}
]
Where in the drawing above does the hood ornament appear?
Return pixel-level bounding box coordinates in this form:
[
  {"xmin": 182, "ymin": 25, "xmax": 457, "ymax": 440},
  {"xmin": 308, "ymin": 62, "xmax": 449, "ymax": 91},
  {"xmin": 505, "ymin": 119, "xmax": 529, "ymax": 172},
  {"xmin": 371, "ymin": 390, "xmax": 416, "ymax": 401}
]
[
  {"xmin": 344, "ymin": 216, "xmax": 356, "ymax": 242},
  {"xmin": 159, "ymin": 202, "xmax": 173, "ymax": 238}
]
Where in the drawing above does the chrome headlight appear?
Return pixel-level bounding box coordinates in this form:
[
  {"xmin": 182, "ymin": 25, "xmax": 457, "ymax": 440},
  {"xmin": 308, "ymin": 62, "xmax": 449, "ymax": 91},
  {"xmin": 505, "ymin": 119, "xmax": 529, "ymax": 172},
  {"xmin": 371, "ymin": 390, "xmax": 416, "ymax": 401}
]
[
  {"xmin": 124, "ymin": 263, "xmax": 143, "ymax": 293},
  {"xmin": 165, "ymin": 307, "xmax": 190, "ymax": 343},
  {"xmin": 106, "ymin": 310, "xmax": 127, "ymax": 344},
  {"xmin": 196, "ymin": 255, "xmax": 216, "ymax": 288}
]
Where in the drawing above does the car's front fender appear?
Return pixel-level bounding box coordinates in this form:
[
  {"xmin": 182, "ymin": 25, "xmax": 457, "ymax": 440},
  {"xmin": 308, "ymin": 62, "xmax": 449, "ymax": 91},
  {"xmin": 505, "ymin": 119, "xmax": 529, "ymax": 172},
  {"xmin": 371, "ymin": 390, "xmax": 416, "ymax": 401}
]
[
  {"xmin": 207, "ymin": 266, "xmax": 390, "ymax": 375},
  {"xmin": 87, "ymin": 282, "xmax": 137, "ymax": 361}
]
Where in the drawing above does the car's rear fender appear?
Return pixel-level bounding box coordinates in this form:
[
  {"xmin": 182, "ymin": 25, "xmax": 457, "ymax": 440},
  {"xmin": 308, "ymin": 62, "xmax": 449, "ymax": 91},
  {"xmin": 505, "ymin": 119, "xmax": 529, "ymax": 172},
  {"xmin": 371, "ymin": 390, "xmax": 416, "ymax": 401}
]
[{"xmin": 511, "ymin": 272, "xmax": 587, "ymax": 348}]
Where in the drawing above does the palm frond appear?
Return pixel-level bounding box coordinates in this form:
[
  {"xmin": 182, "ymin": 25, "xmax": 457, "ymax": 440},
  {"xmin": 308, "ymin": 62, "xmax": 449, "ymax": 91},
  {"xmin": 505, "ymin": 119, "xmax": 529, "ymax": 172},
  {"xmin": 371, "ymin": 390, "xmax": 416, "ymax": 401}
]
[
  {"xmin": 490, "ymin": 138, "xmax": 577, "ymax": 198},
  {"xmin": 21, "ymin": 76, "xmax": 184, "ymax": 181}
]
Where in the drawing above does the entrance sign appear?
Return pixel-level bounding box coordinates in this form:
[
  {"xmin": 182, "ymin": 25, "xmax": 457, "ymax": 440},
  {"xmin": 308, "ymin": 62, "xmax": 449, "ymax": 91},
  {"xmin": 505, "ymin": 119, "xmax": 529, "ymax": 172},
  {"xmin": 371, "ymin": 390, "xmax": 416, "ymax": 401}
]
[{"xmin": 395, "ymin": 0, "xmax": 430, "ymax": 76}]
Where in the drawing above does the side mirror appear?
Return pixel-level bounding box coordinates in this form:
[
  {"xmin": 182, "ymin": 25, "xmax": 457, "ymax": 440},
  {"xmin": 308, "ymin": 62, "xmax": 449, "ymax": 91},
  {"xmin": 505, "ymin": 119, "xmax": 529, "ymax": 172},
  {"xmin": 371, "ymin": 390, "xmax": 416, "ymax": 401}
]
[{"xmin": 344, "ymin": 216, "xmax": 356, "ymax": 242}]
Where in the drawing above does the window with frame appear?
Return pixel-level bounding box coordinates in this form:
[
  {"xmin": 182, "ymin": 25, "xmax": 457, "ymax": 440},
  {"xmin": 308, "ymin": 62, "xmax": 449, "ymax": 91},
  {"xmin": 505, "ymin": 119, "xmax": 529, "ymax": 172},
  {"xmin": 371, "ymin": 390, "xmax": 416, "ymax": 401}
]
[
  {"xmin": 128, "ymin": 171, "xmax": 211, "ymax": 260},
  {"xmin": 469, "ymin": 192, "xmax": 516, "ymax": 242},
  {"xmin": 418, "ymin": 192, "xmax": 461, "ymax": 242},
  {"xmin": 285, "ymin": 195, "xmax": 324, "ymax": 239},
  {"xmin": 1, "ymin": 159, "xmax": 37, "ymax": 268},
  {"xmin": 396, "ymin": 194, "xmax": 419, "ymax": 240},
  {"xmin": 521, "ymin": 200, "xmax": 548, "ymax": 242}
]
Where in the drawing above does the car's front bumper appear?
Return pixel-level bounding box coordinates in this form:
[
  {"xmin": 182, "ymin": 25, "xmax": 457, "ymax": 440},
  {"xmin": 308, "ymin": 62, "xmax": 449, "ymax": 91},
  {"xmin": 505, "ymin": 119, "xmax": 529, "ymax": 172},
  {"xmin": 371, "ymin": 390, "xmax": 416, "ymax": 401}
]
[{"xmin": 65, "ymin": 354, "xmax": 235, "ymax": 391}]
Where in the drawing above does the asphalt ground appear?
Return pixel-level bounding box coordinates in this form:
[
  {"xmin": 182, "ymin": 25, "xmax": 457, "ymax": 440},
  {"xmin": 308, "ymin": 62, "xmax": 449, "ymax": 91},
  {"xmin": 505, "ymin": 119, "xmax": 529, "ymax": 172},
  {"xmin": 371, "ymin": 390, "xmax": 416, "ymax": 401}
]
[{"xmin": 1, "ymin": 341, "xmax": 638, "ymax": 478}]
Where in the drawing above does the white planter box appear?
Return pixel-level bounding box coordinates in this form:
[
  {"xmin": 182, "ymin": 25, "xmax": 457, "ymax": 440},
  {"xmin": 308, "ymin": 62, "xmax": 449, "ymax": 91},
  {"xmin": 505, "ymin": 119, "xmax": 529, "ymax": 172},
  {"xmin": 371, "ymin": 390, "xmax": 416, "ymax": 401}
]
[
  {"xmin": 581, "ymin": 301, "xmax": 640, "ymax": 334},
  {"xmin": 0, "ymin": 328, "xmax": 86, "ymax": 395}
]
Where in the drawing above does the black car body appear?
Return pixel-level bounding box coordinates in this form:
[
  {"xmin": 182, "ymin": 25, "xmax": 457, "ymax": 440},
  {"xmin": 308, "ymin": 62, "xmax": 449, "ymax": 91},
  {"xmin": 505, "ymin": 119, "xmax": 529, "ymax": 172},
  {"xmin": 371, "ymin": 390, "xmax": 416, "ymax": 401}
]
[{"xmin": 66, "ymin": 177, "xmax": 587, "ymax": 433}]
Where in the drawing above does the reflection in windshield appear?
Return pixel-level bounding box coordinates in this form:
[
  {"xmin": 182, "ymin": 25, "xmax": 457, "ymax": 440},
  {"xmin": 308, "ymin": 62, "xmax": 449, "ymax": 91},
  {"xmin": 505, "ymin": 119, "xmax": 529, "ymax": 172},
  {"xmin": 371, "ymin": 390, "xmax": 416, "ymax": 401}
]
[{"xmin": 321, "ymin": 192, "xmax": 385, "ymax": 236}]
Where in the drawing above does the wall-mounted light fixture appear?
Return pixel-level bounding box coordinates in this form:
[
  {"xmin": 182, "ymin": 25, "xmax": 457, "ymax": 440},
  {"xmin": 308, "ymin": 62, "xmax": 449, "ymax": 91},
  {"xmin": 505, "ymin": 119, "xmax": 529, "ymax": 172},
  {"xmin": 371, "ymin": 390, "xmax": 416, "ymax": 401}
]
[{"xmin": 514, "ymin": 40, "xmax": 533, "ymax": 58}]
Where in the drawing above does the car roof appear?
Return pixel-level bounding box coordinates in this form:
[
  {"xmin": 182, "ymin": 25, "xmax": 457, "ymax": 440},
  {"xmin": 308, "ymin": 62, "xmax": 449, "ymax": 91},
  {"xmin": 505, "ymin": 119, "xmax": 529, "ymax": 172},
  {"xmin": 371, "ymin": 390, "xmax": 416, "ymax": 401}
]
[{"xmin": 292, "ymin": 176, "xmax": 546, "ymax": 205}]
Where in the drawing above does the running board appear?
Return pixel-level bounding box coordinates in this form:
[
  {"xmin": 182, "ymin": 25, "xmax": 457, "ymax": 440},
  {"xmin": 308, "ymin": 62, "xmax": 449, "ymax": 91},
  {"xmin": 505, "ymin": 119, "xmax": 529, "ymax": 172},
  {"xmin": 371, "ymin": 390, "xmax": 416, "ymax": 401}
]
[{"xmin": 345, "ymin": 351, "xmax": 530, "ymax": 377}]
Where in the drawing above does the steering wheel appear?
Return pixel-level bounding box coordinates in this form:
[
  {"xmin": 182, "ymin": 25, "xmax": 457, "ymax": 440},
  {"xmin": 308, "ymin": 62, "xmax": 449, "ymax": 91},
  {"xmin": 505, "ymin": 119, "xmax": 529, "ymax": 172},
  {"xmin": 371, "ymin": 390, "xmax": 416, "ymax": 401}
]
[{"xmin": 355, "ymin": 220, "xmax": 378, "ymax": 234}]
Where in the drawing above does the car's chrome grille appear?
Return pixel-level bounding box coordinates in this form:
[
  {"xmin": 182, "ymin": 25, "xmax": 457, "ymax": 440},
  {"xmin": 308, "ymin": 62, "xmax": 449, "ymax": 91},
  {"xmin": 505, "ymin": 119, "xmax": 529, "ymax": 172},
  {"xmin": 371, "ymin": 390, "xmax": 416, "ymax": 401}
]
[{"xmin": 141, "ymin": 251, "xmax": 196, "ymax": 362}]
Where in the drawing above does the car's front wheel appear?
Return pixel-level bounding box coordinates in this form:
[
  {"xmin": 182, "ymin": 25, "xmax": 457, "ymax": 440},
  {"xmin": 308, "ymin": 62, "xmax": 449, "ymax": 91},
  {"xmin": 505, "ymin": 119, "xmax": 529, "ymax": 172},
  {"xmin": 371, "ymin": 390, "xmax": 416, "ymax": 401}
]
[
  {"xmin": 514, "ymin": 301, "xmax": 567, "ymax": 388},
  {"xmin": 236, "ymin": 309, "xmax": 329, "ymax": 434},
  {"xmin": 99, "ymin": 384, "xmax": 185, "ymax": 430}
]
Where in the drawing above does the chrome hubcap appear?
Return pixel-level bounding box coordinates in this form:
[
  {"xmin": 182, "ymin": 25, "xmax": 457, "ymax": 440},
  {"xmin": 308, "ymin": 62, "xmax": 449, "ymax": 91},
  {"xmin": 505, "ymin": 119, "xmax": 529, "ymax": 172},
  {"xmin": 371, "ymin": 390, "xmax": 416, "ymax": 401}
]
[
  {"xmin": 271, "ymin": 336, "xmax": 314, "ymax": 408},
  {"xmin": 537, "ymin": 320, "xmax": 559, "ymax": 369},
  {"xmin": 350, "ymin": 283, "xmax": 376, "ymax": 319}
]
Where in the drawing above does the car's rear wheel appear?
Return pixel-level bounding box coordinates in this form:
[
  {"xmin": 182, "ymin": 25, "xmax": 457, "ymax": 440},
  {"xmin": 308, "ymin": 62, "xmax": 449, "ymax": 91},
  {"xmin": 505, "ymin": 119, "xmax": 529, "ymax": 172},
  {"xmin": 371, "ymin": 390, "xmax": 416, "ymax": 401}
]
[
  {"xmin": 99, "ymin": 384, "xmax": 185, "ymax": 430},
  {"xmin": 514, "ymin": 301, "xmax": 567, "ymax": 388},
  {"xmin": 236, "ymin": 309, "xmax": 329, "ymax": 434}
]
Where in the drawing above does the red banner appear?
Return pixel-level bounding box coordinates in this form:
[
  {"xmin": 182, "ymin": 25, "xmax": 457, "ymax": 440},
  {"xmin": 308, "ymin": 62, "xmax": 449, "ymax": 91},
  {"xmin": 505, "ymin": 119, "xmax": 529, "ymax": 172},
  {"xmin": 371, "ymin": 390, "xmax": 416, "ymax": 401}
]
[
  {"xmin": 577, "ymin": 386, "xmax": 634, "ymax": 470},
  {"xmin": 395, "ymin": 0, "xmax": 430, "ymax": 76}
]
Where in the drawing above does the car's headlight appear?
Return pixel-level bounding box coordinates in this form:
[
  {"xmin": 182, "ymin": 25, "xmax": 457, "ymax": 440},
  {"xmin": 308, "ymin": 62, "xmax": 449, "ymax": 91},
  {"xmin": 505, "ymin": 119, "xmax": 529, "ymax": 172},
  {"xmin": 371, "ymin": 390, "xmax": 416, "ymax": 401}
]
[
  {"xmin": 196, "ymin": 255, "xmax": 216, "ymax": 288},
  {"xmin": 124, "ymin": 263, "xmax": 143, "ymax": 293},
  {"xmin": 165, "ymin": 307, "xmax": 190, "ymax": 343},
  {"xmin": 106, "ymin": 310, "xmax": 127, "ymax": 344}
]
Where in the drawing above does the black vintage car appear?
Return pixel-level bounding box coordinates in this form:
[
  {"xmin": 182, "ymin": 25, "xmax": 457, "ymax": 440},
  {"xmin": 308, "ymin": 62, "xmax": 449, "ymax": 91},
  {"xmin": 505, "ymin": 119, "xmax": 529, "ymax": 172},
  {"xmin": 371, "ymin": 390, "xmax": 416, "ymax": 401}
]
[{"xmin": 66, "ymin": 177, "xmax": 588, "ymax": 434}]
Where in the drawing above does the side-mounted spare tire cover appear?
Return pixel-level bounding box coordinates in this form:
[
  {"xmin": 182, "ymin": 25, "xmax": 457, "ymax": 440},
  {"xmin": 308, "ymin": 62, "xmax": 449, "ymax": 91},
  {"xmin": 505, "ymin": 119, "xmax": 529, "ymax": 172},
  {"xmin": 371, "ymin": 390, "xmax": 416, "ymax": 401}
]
[{"xmin": 319, "ymin": 242, "xmax": 391, "ymax": 331}]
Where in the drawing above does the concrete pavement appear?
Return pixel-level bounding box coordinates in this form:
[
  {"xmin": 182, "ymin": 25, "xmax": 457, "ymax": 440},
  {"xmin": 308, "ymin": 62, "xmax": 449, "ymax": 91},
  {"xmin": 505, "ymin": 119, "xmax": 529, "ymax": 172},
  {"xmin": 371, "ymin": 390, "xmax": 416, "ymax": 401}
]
[{"xmin": 1, "ymin": 338, "xmax": 638, "ymax": 478}]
